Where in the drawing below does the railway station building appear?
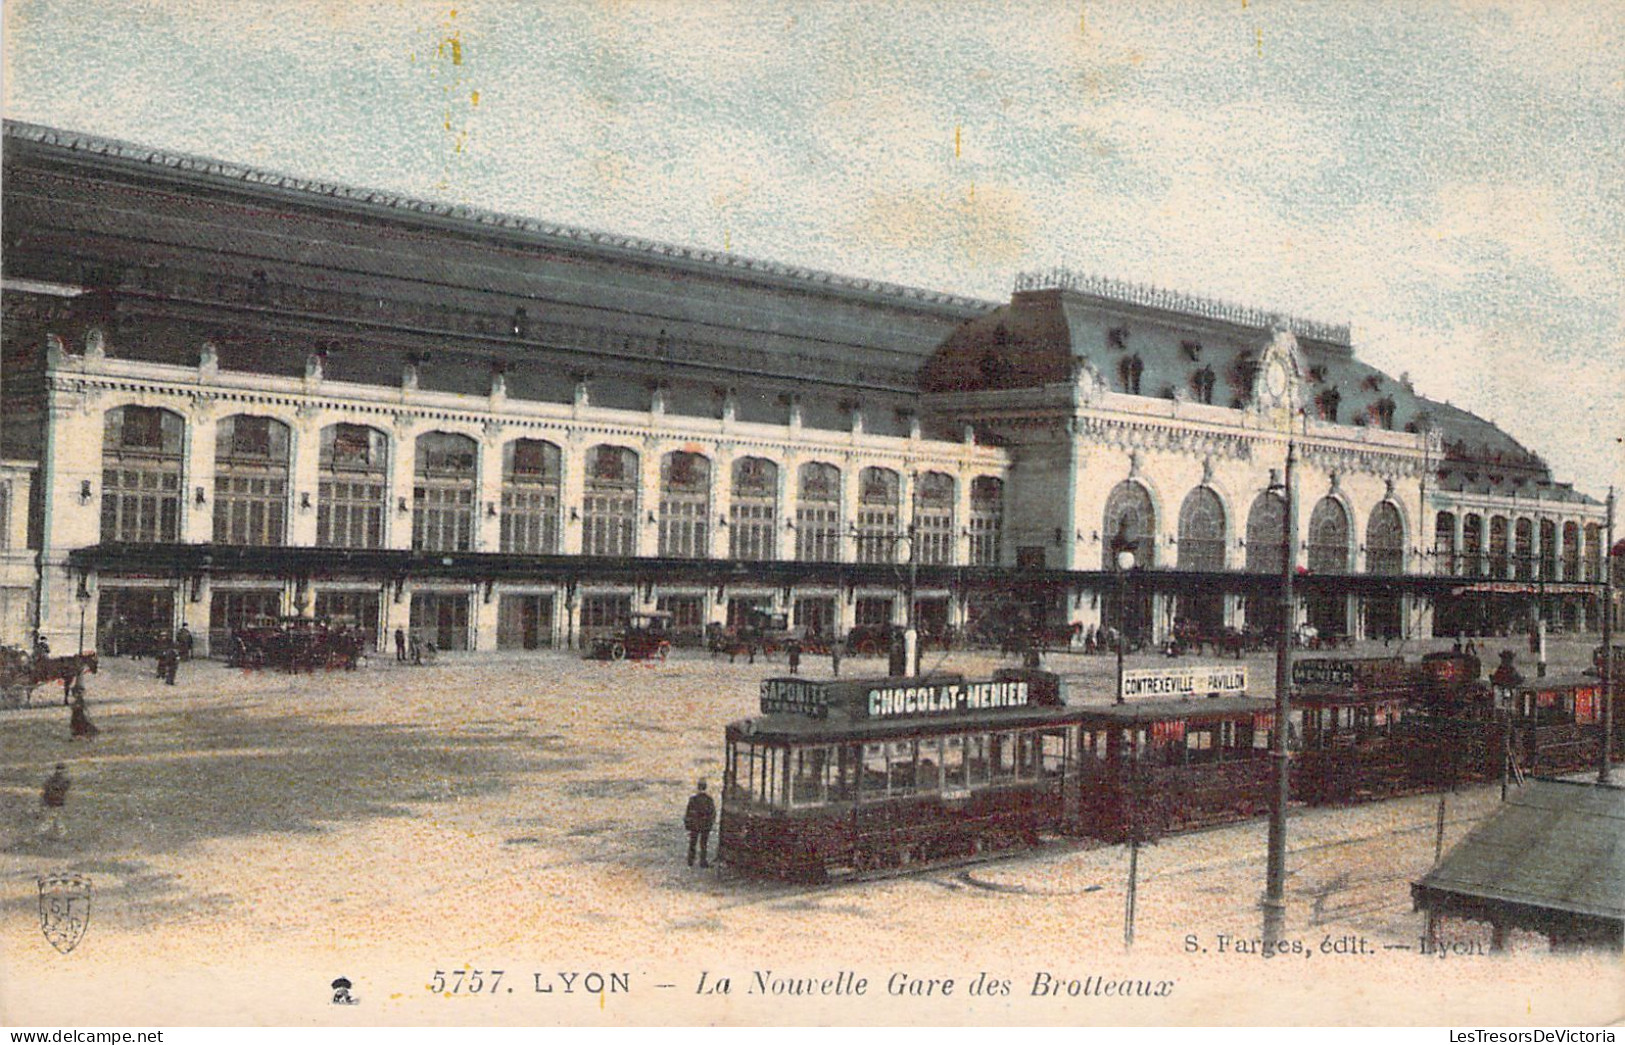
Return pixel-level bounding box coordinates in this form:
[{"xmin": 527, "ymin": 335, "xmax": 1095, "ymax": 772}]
[{"xmin": 0, "ymin": 121, "xmax": 1609, "ymax": 658}]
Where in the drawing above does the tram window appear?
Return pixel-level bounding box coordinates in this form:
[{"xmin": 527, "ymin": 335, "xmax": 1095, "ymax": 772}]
[
  {"xmin": 1041, "ymin": 731, "xmax": 1068, "ymax": 776},
  {"xmin": 991, "ymin": 733, "xmax": 1017, "ymax": 781},
  {"xmin": 888, "ymin": 741, "xmax": 918, "ymax": 795},
  {"xmin": 965, "ymin": 734, "xmax": 990, "ymax": 785},
  {"xmin": 861, "ymin": 743, "xmax": 889, "ymax": 799},
  {"xmin": 1016, "ymin": 732, "xmax": 1041, "ymax": 778},
  {"xmin": 757, "ymin": 745, "xmax": 786, "ymax": 807},
  {"xmin": 791, "ymin": 746, "xmax": 830, "ymax": 806},
  {"xmin": 1079, "ymin": 729, "xmax": 1106, "ymax": 764},
  {"xmin": 916, "ymin": 737, "xmax": 943, "ymax": 793},
  {"xmin": 1186, "ymin": 728, "xmax": 1216, "ymax": 763},
  {"xmin": 828, "ymin": 745, "xmax": 857, "ymax": 803},
  {"xmin": 942, "ymin": 736, "xmax": 968, "ymax": 790}
]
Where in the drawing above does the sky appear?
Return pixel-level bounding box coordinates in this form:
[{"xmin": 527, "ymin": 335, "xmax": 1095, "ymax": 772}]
[{"xmin": 4, "ymin": 0, "xmax": 1622, "ymax": 498}]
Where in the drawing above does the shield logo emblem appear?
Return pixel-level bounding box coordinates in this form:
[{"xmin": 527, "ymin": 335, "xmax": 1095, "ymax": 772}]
[{"xmin": 38, "ymin": 873, "xmax": 91, "ymax": 954}]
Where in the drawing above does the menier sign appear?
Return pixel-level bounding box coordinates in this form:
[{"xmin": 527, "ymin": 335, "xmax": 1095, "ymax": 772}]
[
  {"xmin": 1119, "ymin": 665, "xmax": 1248, "ymax": 700},
  {"xmin": 1292, "ymin": 657, "xmax": 1408, "ymax": 690}
]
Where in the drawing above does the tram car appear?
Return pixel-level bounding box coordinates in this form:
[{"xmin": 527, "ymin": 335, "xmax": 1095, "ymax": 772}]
[
  {"xmin": 1288, "ymin": 657, "xmax": 1436, "ymax": 805},
  {"xmin": 1070, "ymin": 697, "xmax": 1276, "ymax": 842},
  {"xmin": 717, "ymin": 669, "xmax": 1278, "ymax": 881}
]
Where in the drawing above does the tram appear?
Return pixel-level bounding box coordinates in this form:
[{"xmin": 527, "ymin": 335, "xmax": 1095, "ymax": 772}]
[
  {"xmin": 717, "ymin": 669, "xmax": 1278, "ymax": 881},
  {"xmin": 1289, "ymin": 656, "xmax": 1438, "ymax": 805}
]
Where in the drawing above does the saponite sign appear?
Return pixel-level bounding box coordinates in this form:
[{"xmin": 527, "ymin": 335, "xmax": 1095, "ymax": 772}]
[{"xmin": 1119, "ymin": 665, "xmax": 1248, "ymax": 700}]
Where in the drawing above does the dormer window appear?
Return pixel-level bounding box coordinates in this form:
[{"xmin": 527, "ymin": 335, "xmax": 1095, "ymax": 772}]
[
  {"xmin": 1118, "ymin": 354, "xmax": 1144, "ymax": 395},
  {"xmin": 1363, "ymin": 374, "xmax": 1383, "ymax": 392},
  {"xmin": 1371, "ymin": 396, "xmax": 1396, "ymax": 429},
  {"xmin": 1317, "ymin": 388, "xmax": 1341, "ymax": 423},
  {"xmin": 1107, "ymin": 326, "xmax": 1129, "ymax": 351},
  {"xmin": 1192, "ymin": 365, "xmax": 1216, "ymax": 404},
  {"xmin": 1181, "ymin": 339, "xmax": 1203, "ymax": 361},
  {"xmin": 1308, "ymin": 365, "xmax": 1327, "ymax": 383}
]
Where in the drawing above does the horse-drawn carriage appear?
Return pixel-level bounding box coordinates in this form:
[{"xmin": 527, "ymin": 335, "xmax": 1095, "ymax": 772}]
[
  {"xmin": 0, "ymin": 645, "xmax": 99, "ymax": 707},
  {"xmin": 229, "ymin": 616, "xmax": 365, "ymax": 672}
]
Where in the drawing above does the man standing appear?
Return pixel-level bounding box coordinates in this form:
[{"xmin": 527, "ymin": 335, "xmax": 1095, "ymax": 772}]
[
  {"xmin": 787, "ymin": 640, "xmax": 802, "ymax": 676},
  {"xmin": 40, "ymin": 763, "xmax": 70, "ymax": 839},
  {"xmin": 831, "ymin": 639, "xmax": 842, "ymax": 677},
  {"xmin": 684, "ymin": 780, "xmax": 716, "ymax": 868},
  {"xmin": 394, "ymin": 627, "xmax": 407, "ymax": 663}
]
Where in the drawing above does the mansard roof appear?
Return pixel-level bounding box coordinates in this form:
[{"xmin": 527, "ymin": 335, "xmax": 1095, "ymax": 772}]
[
  {"xmin": 920, "ymin": 273, "xmax": 1585, "ymax": 500},
  {"xmin": 0, "ymin": 119, "xmax": 990, "ymax": 411}
]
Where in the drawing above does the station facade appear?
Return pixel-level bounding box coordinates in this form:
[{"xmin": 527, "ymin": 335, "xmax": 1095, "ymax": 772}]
[{"xmin": 0, "ymin": 121, "xmax": 1608, "ymax": 658}]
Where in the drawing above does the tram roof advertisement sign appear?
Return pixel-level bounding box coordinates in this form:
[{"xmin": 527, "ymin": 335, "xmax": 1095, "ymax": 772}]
[
  {"xmin": 1119, "ymin": 665, "xmax": 1248, "ymax": 701},
  {"xmin": 861, "ymin": 678, "xmax": 1032, "ymax": 720},
  {"xmin": 1292, "ymin": 657, "xmax": 1408, "ymax": 690}
]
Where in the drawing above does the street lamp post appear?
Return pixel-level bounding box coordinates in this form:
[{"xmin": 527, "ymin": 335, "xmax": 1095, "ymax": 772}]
[
  {"xmin": 1263, "ymin": 442, "xmax": 1296, "ymax": 946},
  {"xmin": 1110, "ymin": 526, "xmax": 1139, "ymax": 948},
  {"xmin": 76, "ymin": 580, "xmax": 92, "ymax": 655}
]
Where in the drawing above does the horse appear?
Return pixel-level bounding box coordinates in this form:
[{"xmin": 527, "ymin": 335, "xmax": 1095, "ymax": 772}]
[{"xmin": 31, "ymin": 651, "xmax": 99, "ymax": 704}]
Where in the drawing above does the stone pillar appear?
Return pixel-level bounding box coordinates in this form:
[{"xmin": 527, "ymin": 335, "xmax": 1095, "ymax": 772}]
[
  {"xmin": 1452, "ymin": 512, "xmax": 1465, "ymax": 577},
  {"xmin": 476, "ymin": 425, "xmax": 503, "ymax": 552},
  {"xmin": 182, "ymin": 403, "xmax": 219, "ymax": 545},
  {"xmin": 388, "ymin": 419, "xmax": 417, "ymax": 550},
  {"xmin": 955, "ymin": 468, "xmax": 974, "ymax": 566},
  {"xmin": 637, "ymin": 440, "xmax": 662, "ymax": 558},
  {"xmin": 473, "ymin": 581, "xmax": 499, "ymax": 651},
  {"xmin": 781, "ymin": 455, "xmax": 800, "ymax": 564},
  {"xmin": 288, "ymin": 408, "xmax": 322, "ymax": 547},
  {"xmin": 711, "ymin": 444, "xmax": 734, "ymax": 561},
  {"xmin": 841, "ymin": 459, "xmax": 861, "ymax": 563},
  {"xmin": 559, "ymin": 438, "xmax": 586, "ymax": 556}
]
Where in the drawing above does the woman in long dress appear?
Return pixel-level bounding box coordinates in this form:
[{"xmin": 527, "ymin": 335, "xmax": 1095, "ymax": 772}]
[{"xmin": 69, "ymin": 681, "xmax": 99, "ymax": 740}]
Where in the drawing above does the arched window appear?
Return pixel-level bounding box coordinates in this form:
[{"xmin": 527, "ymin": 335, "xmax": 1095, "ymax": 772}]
[
  {"xmin": 795, "ymin": 462, "xmax": 841, "ymax": 562},
  {"xmin": 1101, "ymin": 482, "xmax": 1156, "ymax": 568},
  {"xmin": 913, "ymin": 472, "xmax": 955, "ymax": 565},
  {"xmin": 1489, "ymin": 516, "xmax": 1509, "ymax": 578},
  {"xmin": 1539, "ymin": 519, "xmax": 1557, "ymax": 580},
  {"xmin": 583, "ymin": 445, "xmax": 639, "ymax": 557},
  {"xmin": 969, "ymin": 477, "xmax": 1003, "ymax": 567},
  {"xmin": 1462, "ymin": 514, "xmax": 1484, "ymax": 577},
  {"xmin": 413, "ymin": 432, "xmax": 477, "ymax": 552},
  {"xmin": 1436, "ymin": 512, "xmax": 1458, "ymax": 577},
  {"xmin": 729, "ymin": 457, "xmax": 778, "ymax": 561},
  {"xmin": 318, "ymin": 424, "xmax": 388, "ymax": 548},
  {"xmin": 659, "ymin": 451, "xmax": 711, "ymax": 558},
  {"xmin": 856, "ymin": 467, "xmax": 901, "ymax": 564},
  {"xmin": 213, "ymin": 415, "xmax": 289, "ymax": 546},
  {"xmin": 501, "ymin": 439, "xmax": 561, "ymax": 554},
  {"xmin": 1562, "ymin": 521, "xmax": 1580, "ymax": 582},
  {"xmin": 101, "ymin": 405, "xmax": 184, "ymax": 543},
  {"xmin": 1306, "ymin": 498, "xmax": 1350, "ymax": 573},
  {"xmin": 1366, "ymin": 502, "xmax": 1404, "ymax": 575},
  {"xmin": 1192, "ymin": 366, "xmax": 1217, "ymax": 405},
  {"xmin": 1177, "ymin": 487, "xmax": 1226, "ymax": 571},
  {"xmin": 1585, "ymin": 524, "xmax": 1603, "ymax": 582},
  {"xmin": 1514, "ymin": 518, "xmax": 1534, "ymax": 580},
  {"xmin": 1246, "ymin": 493, "xmax": 1287, "ymax": 573}
]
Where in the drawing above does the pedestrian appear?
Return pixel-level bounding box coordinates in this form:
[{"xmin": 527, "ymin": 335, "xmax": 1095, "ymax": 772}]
[
  {"xmin": 684, "ymin": 779, "xmax": 716, "ymax": 868},
  {"xmin": 176, "ymin": 623, "xmax": 194, "ymax": 661},
  {"xmin": 831, "ymin": 640, "xmax": 842, "ymax": 677},
  {"xmin": 34, "ymin": 634, "xmax": 51, "ymax": 659},
  {"xmin": 39, "ymin": 763, "xmax": 70, "ymax": 839},
  {"xmin": 158, "ymin": 643, "xmax": 179, "ymax": 685},
  {"xmin": 395, "ymin": 627, "xmax": 407, "ymax": 663},
  {"xmin": 409, "ymin": 634, "xmax": 422, "ymax": 665},
  {"xmin": 787, "ymin": 640, "xmax": 801, "ymax": 676},
  {"xmin": 69, "ymin": 682, "xmax": 99, "ymax": 741},
  {"xmin": 747, "ymin": 641, "xmax": 757, "ymax": 665}
]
